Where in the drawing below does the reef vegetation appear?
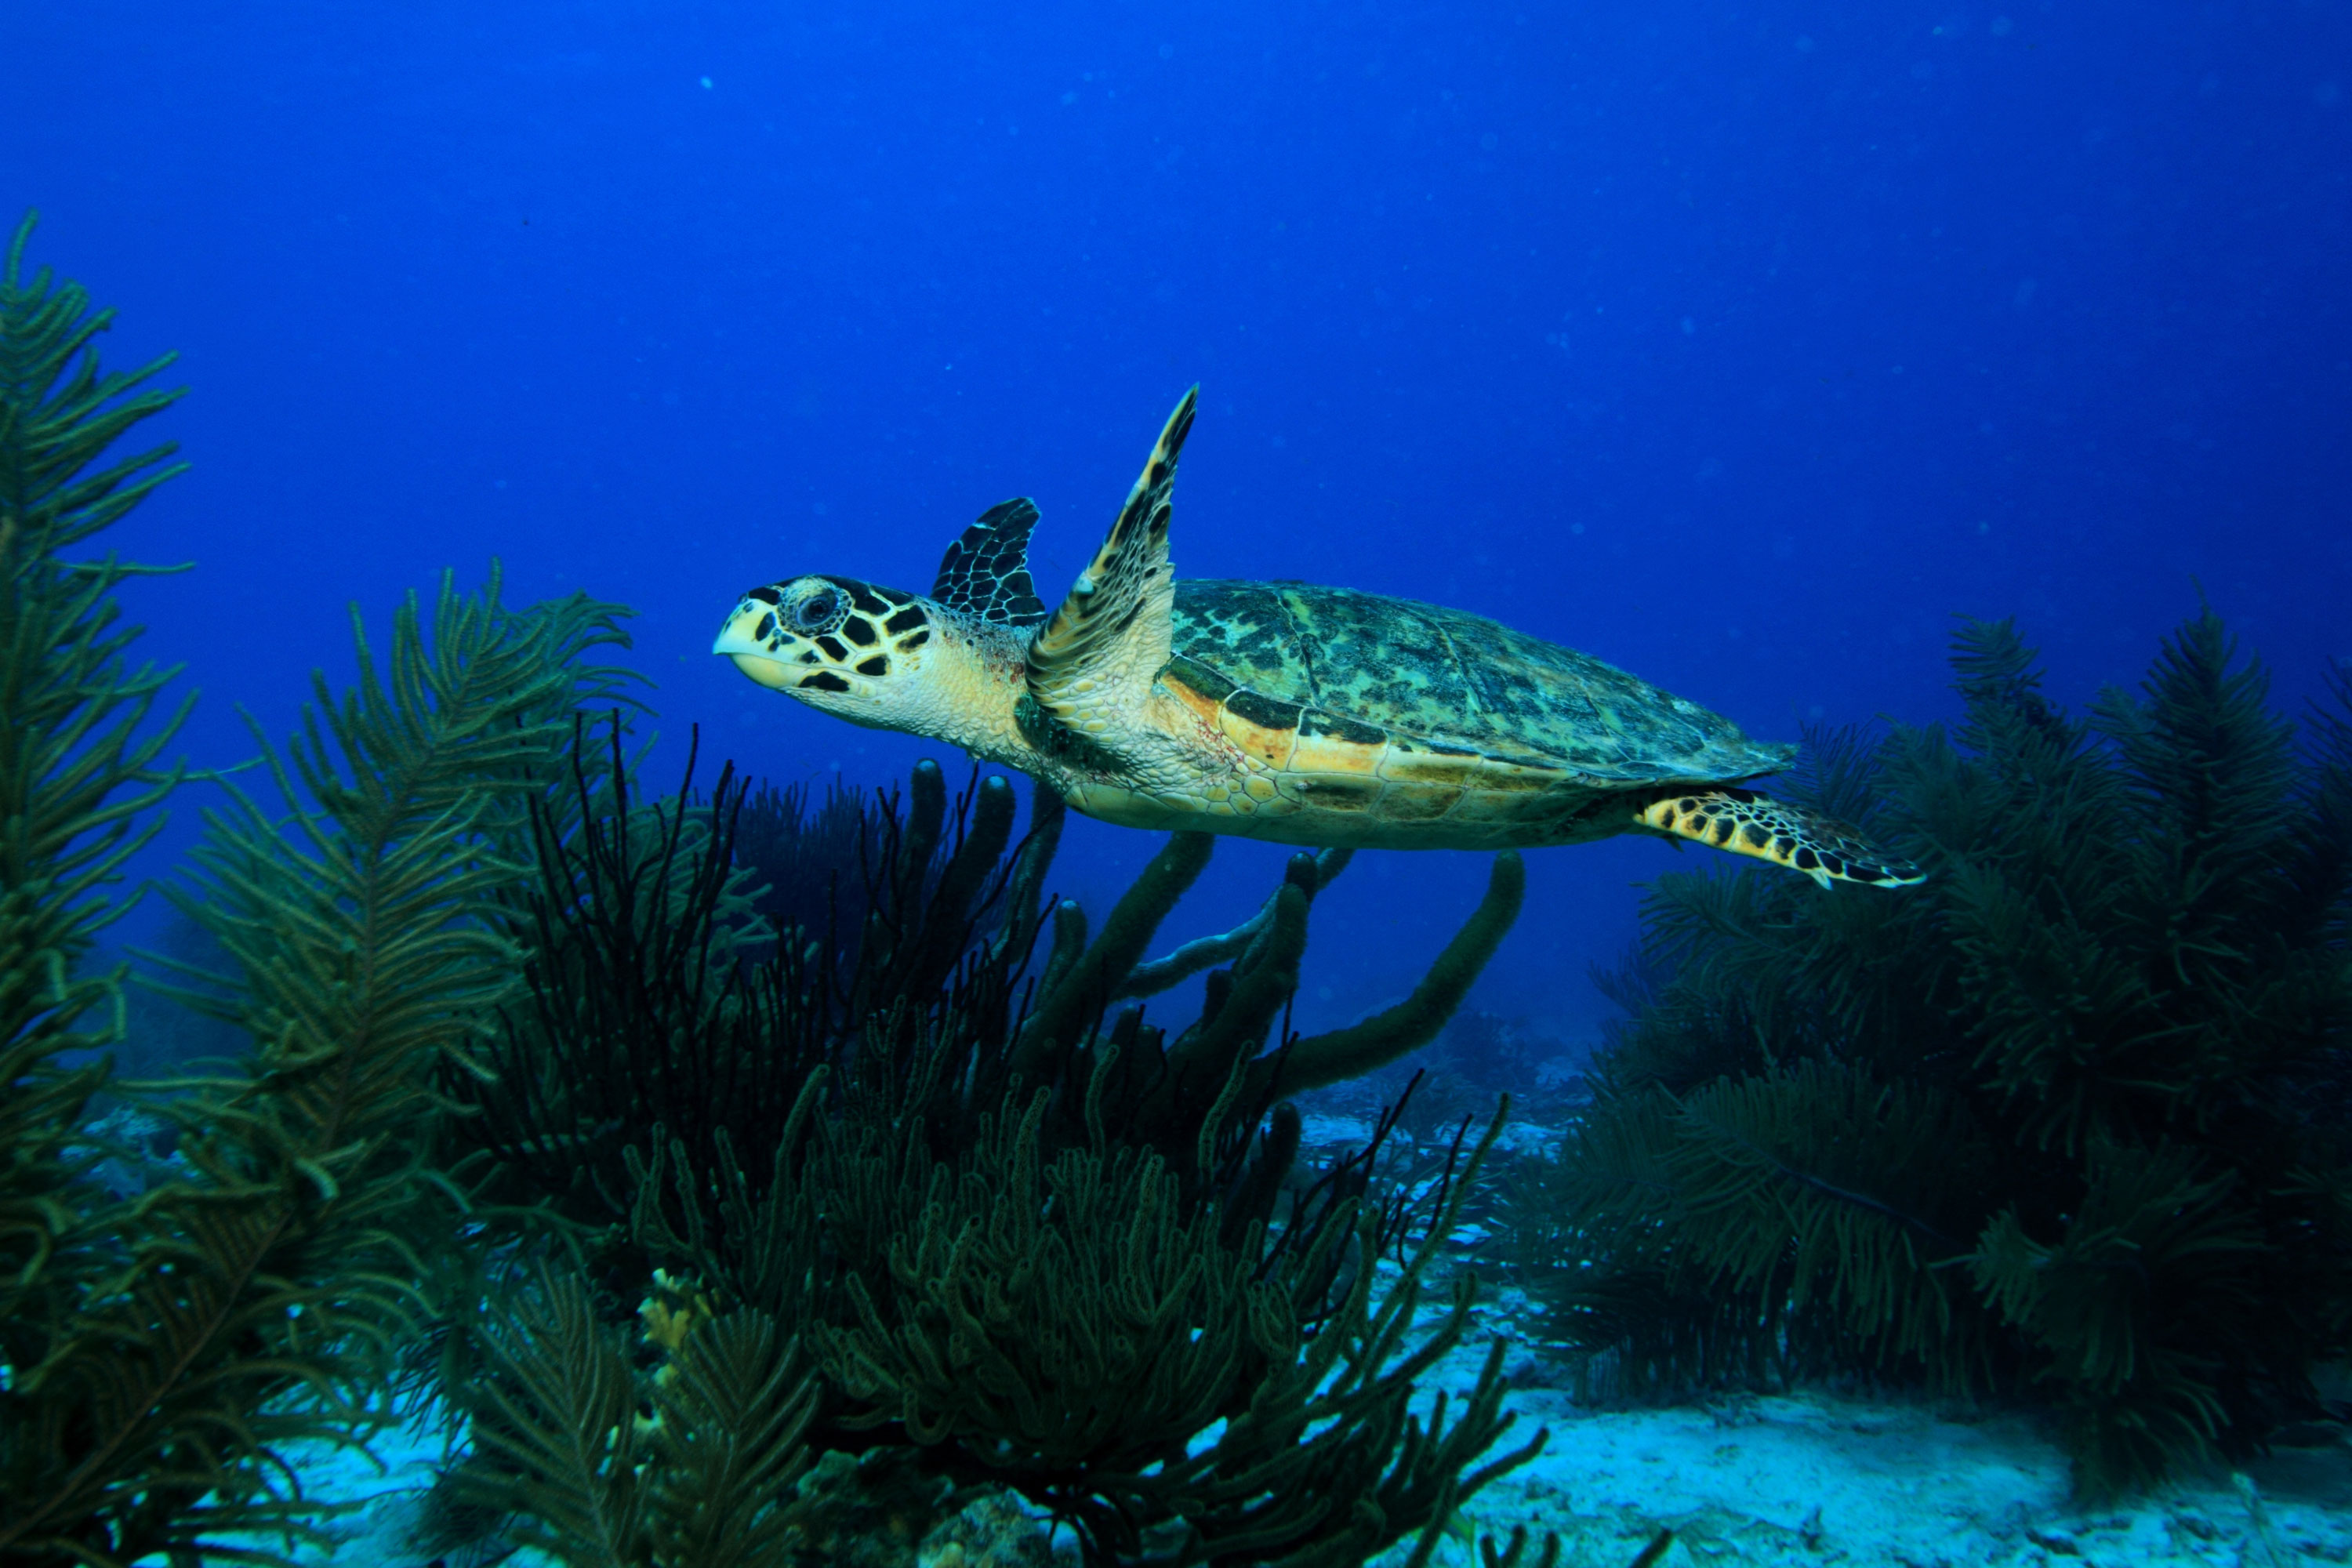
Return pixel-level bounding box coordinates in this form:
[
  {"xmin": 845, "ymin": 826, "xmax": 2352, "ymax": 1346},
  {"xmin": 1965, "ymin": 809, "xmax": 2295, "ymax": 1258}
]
[
  {"xmin": 0, "ymin": 218, "xmax": 1563, "ymax": 1568},
  {"xmin": 1507, "ymin": 604, "xmax": 2352, "ymax": 1493},
  {"xmin": 14, "ymin": 211, "xmax": 2342, "ymax": 1568}
]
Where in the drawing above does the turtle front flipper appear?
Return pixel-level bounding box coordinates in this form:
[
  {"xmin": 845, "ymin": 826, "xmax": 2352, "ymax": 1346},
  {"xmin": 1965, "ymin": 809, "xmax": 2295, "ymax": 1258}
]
[
  {"xmin": 933, "ymin": 497, "xmax": 1050, "ymax": 626},
  {"xmin": 1023, "ymin": 387, "xmax": 1199, "ymax": 745},
  {"xmin": 1634, "ymin": 788, "xmax": 1924, "ymax": 888}
]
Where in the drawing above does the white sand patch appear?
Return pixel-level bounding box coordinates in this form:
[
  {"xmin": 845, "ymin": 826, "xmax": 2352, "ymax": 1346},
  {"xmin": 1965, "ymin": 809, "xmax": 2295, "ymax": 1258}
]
[
  {"xmin": 151, "ymin": 1330, "xmax": 2352, "ymax": 1568},
  {"xmin": 1388, "ymin": 1293, "xmax": 2352, "ymax": 1568}
]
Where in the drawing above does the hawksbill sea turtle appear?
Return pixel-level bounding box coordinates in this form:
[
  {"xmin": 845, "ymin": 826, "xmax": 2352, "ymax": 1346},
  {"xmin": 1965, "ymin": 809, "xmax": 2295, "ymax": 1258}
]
[{"xmin": 713, "ymin": 390, "xmax": 1922, "ymax": 888}]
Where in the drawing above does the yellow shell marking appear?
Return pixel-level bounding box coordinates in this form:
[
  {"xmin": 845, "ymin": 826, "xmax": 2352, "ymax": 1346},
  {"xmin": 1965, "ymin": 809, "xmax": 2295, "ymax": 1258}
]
[{"xmin": 1160, "ymin": 669, "xmax": 1588, "ymax": 833}]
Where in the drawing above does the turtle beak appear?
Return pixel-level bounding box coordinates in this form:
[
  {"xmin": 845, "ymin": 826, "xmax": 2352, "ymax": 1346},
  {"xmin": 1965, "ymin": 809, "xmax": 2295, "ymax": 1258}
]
[{"xmin": 713, "ymin": 604, "xmax": 800, "ymax": 692}]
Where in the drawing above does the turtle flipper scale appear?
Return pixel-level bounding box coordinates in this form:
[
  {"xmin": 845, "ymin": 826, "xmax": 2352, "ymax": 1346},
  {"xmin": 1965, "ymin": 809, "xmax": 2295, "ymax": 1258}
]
[
  {"xmin": 1024, "ymin": 387, "xmax": 1198, "ymax": 741},
  {"xmin": 1635, "ymin": 788, "xmax": 1924, "ymax": 888}
]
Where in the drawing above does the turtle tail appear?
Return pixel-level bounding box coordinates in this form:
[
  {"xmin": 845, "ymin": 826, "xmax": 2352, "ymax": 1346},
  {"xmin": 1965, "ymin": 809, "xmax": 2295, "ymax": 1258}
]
[{"xmin": 1633, "ymin": 787, "xmax": 1924, "ymax": 889}]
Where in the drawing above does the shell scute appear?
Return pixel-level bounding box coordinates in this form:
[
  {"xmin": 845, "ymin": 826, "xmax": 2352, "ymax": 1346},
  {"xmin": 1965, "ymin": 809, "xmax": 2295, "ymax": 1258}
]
[
  {"xmin": 1376, "ymin": 783, "xmax": 1465, "ymax": 822},
  {"xmin": 1377, "ymin": 749, "xmax": 1486, "ymax": 789},
  {"xmin": 1290, "ymin": 775, "xmax": 1382, "ymax": 811},
  {"xmin": 1286, "ymin": 722, "xmax": 1387, "ymax": 781},
  {"xmin": 1226, "ymin": 688, "xmax": 1303, "ymax": 733}
]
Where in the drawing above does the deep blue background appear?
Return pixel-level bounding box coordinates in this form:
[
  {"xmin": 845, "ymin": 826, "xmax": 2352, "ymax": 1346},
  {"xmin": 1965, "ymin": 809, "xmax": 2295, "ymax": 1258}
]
[{"xmin": 9, "ymin": 0, "xmax": 2349, "ymax": 1041}]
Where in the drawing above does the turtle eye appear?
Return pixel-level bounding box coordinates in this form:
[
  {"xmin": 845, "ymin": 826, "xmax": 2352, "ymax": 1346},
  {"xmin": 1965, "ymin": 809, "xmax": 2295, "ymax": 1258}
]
[{"xmin": 794, "ymin": 588, "xmax": 840, "ymax": 630}]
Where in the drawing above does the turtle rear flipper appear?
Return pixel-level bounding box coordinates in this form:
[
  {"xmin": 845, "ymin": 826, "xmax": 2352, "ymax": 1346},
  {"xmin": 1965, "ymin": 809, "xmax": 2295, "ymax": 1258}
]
[
  {"xmin": 1635, "ymin": 788, "xmax": 1923, "ymax": 888},
  {"xmin": 1024, "ymin": 387, "xmax": 1199, "ymax": 741}
]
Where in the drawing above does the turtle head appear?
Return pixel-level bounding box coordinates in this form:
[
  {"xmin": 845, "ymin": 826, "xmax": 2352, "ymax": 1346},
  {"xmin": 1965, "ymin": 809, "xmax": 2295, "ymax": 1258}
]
[
  {"xmin": 713, "ymin": 573, "xmax": 937, "ymax": 711},
  {"xmin": 716, "ymin": 495, "xmax": 1062, "ymax": 764},
  {"xmin": 714, "ymin": 572, "xmax": 1027, "ymax": 757}
]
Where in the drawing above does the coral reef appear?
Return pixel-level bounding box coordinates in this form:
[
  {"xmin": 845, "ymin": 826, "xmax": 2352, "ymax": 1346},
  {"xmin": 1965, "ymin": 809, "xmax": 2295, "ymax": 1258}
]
[
  {"xmin": 0, "ymin": 218, "xmax": 1559, "ymax": 1568},
  {"xmin": 448, "ymin": 715, "xmax": 1548, "ymax": 1566},
  {"xmin": 0, "ymin": 212, "xmax": 634, "ymax": 1564},
  {"xmin": 1508, "ymin": 612, "xmax": 2352, "ymax": 1493},
  {"xmin": 0, "ymin": 210, "xmax": 200, "ymax": 1564}
]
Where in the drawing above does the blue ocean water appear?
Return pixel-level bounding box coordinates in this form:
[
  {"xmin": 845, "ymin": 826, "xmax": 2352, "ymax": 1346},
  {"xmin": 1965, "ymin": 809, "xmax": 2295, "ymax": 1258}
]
[{"xmin": 7, "ymin": 0, "xmax": 2347, "ymax": 1042}]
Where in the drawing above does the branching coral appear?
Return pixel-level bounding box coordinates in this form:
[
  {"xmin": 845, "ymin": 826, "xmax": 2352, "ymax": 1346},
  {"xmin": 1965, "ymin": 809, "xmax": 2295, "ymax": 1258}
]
[
  {"xmin": 0, "ymin": 206, "xmax": 189, "ymax": 1367},
  {"xmin": 460, "ymin": 713, "xmax": 1548, "ymax": 1563},
  {"xmin": 812, "ymin": 1094, "xmax": 1544, "ymax": 1567},
  {"xmin": 3, "ymin": 571, "xmax": 633, "ymax": 1564},
  {"xmin": 0, "ymin": 210, "xmax": 199, "ymax": 1566},
  {"xmin": 1509, "ymin": 610, "xmax": 2352, "ymax": 1492},
  {"xmin": 0, "ymin": 211, "xmax": 639, "ymax": 1565},
  {"xmin": 464, "ymin": 1264, "xmax": 821, "ymax": 1568}
]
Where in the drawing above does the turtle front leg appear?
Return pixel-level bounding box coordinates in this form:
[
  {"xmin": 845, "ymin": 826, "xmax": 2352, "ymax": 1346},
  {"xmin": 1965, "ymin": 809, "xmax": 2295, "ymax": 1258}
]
[{"xmin": 1632, "ymin": 788, "xmax": 1924, "ymax": 888}]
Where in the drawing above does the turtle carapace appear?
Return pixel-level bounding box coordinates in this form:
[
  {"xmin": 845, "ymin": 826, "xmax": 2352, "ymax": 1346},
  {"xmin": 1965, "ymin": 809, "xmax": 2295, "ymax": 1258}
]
[{"xmin": 713, "ymin": 390, "xmax": 1923, "ymax": 889}]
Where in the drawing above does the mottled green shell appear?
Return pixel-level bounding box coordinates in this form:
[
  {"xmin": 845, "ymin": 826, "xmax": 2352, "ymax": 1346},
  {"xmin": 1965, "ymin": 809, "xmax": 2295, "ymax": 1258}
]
[{"xmin": 1167, "ymin": 579, "xmax": 1791, "ymax": 786}]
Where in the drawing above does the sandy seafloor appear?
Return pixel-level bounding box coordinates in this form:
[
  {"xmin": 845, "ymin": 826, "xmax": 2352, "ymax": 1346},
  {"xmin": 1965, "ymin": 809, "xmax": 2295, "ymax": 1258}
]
[{"xmin": 172, "ymin": 1115, "xmax": 2352, "ymax": 1568}]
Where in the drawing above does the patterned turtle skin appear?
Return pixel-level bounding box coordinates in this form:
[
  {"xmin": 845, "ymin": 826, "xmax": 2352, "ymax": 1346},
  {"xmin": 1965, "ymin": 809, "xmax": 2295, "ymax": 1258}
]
[{"xmin": 713, "ymin": 390, "xmax": 1923, "ymax": 889}]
